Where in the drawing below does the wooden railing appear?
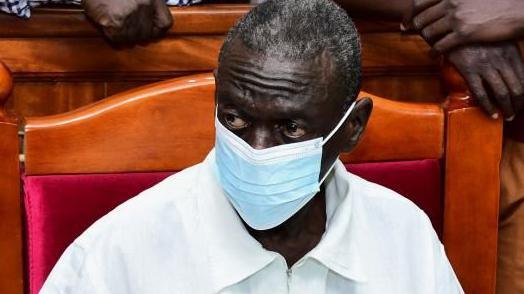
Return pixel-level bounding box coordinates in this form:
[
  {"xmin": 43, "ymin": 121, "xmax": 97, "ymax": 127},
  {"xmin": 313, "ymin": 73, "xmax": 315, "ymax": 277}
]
[{"xmin": 0, "ymin": 5, "xmax": 442, "ymax": 119}]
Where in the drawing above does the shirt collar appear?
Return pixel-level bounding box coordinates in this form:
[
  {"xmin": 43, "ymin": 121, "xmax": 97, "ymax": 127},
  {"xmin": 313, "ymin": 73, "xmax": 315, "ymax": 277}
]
[
  {"xmin": 197, "ymin": 151, "xmax": 276, "ymax": 292},
  {"xmin": 197, "ymin": 151, "xmax": 372, "ymax": 292},
  {"xmin": 307, "ymin": 160, "xmax": 371, "ymax": 283}
]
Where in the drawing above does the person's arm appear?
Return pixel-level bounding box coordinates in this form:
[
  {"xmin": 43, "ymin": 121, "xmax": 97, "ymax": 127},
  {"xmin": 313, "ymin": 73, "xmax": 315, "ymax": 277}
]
[
  {"xmin": 338, "ymin": 0, "xmax": 524, "ymax": 52},
  {"xmin": 40, "ymin": 242, "xmax": 91, "ymax": 294},
  {"xmin": 447, "ymin": 42, "xmax": 524, "ymax": 120},
  {"xmin": 83, "ymin": 0, "xmax": 173, "ymax": 44},
  {"xmin": 0, "ymin": 0, "xmax": 177, "ymax": 44},
  {"xmin": 411, "ymin": 0, "xmax": 524, "ymax": 53},
  {"xmin": 337, "ymin": 0, "xmax": 524, "ymax": 121}
]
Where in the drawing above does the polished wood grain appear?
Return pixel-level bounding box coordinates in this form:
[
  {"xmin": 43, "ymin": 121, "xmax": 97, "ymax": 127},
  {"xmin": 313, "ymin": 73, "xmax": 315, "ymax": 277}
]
[
  {"xmin": 1, "ymin": 34, "xmax": 433, "ymax": 75},
  {"xmin": 1, "ymin": 7, "xmax": 520, "ymax": 120},
  {"xmin": 444, "ymin": 107, "xmax": 501, "ymax": 294},
  {"xmin": 361, "ymin": 75, "xmax": 445, "ymax": 103},
  {"xmin": 0, "ymin": 62, "xmax": 13, "ymax": 117},
  {"xmin": 0, "ymin": 5, "xmax": 250, "ymax": 37},
  {"xmin": 0, "ymin": 6, "xmax": 400, "ymax": 38},
  {"xmin": 0, "ymin": 5, "xmax": 442, "ymax": 120},
  {"xmin": 7, "ymin": 82, "xmax": 106, "ymax": 117},
  {"xmin": 1, "ymin": 36, "xmax": 223, "ymax": 74},
  {"xmin": 361, "ymin": 33, "xmax": 436, "ymax": 72},
  {"xmin": 24, "ymin": 74, "xmax": 216, "ymax": 175},
  {"xmin": 0, "ymin": 62, "xmax": 24, "ymax": 294},
  {"xmin": 1, "ymin": 28, "xmax": 440, "ymax": 118},
  {"xmin": 105, "ymin": 81, "xmax": 151, "ymax": 97},
  {"xmin": 441, "ymin": 63, "xmax": 501, "ymax": 294},
  {"xmin": 342, "ymin": 91, "xmax": 443, "ymax": 162},
  {"xmin": 24, "ymin": 73, "xmax": 444, "ymax": 175}
]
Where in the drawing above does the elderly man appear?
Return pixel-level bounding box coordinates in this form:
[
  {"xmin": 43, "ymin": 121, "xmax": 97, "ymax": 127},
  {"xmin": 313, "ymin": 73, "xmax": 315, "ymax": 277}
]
[{"xmin": 40, "ymin": 1, "xmax": 463, "ymax": 293}]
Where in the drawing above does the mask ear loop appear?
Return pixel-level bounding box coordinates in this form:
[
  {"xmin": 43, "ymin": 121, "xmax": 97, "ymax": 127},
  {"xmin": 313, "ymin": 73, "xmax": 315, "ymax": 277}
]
[
  {"xmin": 320, "ymin": 100, "xmax": 357, "ymax": 146},
  {"xmin": 318, "ymin": 100, "xmax": 357, "ymax": 184},
  {"xmin": 319, "ymin": 160, "xmax": 338, "ymax": 185}
]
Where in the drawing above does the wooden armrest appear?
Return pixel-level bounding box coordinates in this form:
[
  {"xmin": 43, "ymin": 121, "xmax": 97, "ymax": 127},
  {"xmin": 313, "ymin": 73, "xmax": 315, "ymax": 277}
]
[{"xmin": 0, "ymin": 62, "xmax": 23, "ymax": 294}]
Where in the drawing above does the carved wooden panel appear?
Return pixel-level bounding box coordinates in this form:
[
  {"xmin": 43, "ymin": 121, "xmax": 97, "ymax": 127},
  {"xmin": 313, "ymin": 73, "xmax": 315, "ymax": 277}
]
[{"xmin": 6, "ymin": 82, "xmax": 106, "ymax": 117}]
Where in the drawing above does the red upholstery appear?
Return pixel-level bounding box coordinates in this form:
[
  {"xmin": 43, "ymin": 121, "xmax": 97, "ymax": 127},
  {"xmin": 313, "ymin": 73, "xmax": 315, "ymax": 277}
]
[
  {"xmin": 23, "ymin": 172, "xmax": 174, "ymax": 294},
  {"xmin": 23, "ymin": 159, "xmax": 441, "ymax": 294},
  {"xmin": 346, "ymin": 159, "xmax": 442, "ymax": 237}
]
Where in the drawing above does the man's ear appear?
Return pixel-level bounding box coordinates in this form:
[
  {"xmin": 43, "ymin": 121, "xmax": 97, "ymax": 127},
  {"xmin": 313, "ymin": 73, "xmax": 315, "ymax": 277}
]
[{"xmin": 342, "ymin": 97, "xmax": 373, "ymax": 152}]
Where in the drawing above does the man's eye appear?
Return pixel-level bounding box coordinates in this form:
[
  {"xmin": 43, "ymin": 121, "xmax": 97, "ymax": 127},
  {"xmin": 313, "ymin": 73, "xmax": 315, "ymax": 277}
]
[
  {"xmin": 283, "ymin": 121, "xmax": 306, "ymax": 138},
  {"xmin": 224, "ymin": 113, "xmax": 248, "ymax": 130}
]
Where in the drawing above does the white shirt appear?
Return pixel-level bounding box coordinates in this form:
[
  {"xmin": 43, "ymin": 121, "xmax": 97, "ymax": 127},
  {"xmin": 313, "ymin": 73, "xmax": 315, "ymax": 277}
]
[{"xmin": 41, "ymin": 151, "xmax": 464, "ymax": 294}]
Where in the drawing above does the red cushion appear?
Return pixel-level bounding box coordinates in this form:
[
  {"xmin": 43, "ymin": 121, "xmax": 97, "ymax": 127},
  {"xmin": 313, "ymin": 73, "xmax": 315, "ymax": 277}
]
[
  {"xmin": 23, "ymin": 172, "xmax": 174, "ymax": 294},
  {"xmin": 346, "ymin": 159, "xmax": 442, "ymax": 237},
  {"xmin": 23, "ymin": 159, "xmax": 441, "ymax": 294}
]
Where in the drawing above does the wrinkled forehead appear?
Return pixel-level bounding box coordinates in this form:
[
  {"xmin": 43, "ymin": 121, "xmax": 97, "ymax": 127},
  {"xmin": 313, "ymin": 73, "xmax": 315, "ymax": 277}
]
[
  {"xmin": 218, "ymin": 40, "xmax": 337, "ymax": 88},
  {"xmin": 216, "ymin": 40, "xmax": 345, "ymax": 117}
]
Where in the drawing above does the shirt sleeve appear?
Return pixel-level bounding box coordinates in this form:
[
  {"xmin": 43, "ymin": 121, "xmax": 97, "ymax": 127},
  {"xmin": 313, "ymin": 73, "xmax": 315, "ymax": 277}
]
[
  {"xmin": 39, "ymin": 242, "xmax": 93, "ymax": 294},
  {"xmin": 418, "ymin": 211, "xmax": 464, "ymax": 294},
  {"xmin": 435, "ymin": 243, "xmax": 465, "ymax": 294}
]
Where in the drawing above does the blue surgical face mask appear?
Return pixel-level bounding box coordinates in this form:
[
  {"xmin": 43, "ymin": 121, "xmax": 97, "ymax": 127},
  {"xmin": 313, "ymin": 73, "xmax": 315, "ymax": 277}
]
[{"xmin": 214, "ymin": 101, "xmax": 357, "ymax": 230}]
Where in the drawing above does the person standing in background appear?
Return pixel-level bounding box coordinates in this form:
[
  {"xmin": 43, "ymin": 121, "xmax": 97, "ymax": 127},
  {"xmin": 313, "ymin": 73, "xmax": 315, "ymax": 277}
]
[{"xmin": 406, "ymin": 1, "xmax": 524, "ymax": 293}]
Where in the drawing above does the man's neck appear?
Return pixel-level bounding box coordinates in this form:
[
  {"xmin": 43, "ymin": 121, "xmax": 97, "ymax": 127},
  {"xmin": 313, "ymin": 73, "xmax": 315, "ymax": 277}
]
[{"xmin": 246, "ymin": 190, "xmax": 327, "ymax": 267}]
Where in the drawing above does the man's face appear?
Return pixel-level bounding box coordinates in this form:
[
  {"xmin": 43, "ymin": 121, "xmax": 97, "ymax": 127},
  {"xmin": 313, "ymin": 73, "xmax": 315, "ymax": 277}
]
[{"xmin": 215, "ymin": 40, "xmax": 371, "ymax": 178}]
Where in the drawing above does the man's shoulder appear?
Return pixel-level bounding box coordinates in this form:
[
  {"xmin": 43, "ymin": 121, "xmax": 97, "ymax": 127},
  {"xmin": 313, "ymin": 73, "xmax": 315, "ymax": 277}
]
[
  {"xmin": 330, "ymin": 172, "xmax": 462, "ymax": 293},
  {"xmin": 349, "ymin": 173, "xmax": 436, "ymax": 238},
  {"xmin": 351, "ymin": 173, "xmax": 426, "ymax": 214},
  {"xmin": 74, "ymin": 162, "xmax": 204, "ymax": 249},
  {"xmin": 347, "ymin": 173, "xmax": 449, "ymax": 282},
  {"xmin": 42, "ymin": 162, "xmax": 213, "ymax": 293}
]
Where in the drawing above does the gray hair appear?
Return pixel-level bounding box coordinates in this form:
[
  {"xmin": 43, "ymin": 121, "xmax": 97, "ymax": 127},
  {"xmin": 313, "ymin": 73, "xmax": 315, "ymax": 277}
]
[{"xmin": 218, "ymin": 0, "xmax": 361, "ymax": 102}]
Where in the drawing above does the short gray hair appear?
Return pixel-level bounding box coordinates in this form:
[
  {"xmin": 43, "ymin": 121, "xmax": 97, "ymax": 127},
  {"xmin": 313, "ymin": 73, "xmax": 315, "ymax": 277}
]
[{"xmin": 218, "ymin": 0, "xmax": 361, "ymax": 102}]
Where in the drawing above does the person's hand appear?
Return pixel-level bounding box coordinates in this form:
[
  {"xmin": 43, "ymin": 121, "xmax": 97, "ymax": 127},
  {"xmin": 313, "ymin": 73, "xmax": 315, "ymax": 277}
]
[
  {"xmin": 411, "ymin": 0, "xmax": 524, "ymax": 53},
  {"xmin": 83, "ymin": 0, "xmax": 173, "ymax": 44},
  {"xmin": 447, "ymin": 42, "xmax": 524, "ymax": 120}
]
